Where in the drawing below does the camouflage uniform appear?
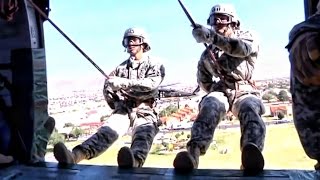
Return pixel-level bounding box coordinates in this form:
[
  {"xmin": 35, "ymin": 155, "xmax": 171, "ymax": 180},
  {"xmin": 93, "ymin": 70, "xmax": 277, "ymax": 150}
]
[
  {"xmin": 78, "ymin": 55, "xmax": 164, "ymax": 167},
  {"xmin": 285, "ymin": 6, "xmax": 320, "ymax": 169},
  {"xmin": 174, "ymin": 4, "xmax": 265, "ymax": 172},
  {"xmin": 31, "ymin": 116, "xmax": 55, "ymax": 163},
  {"xmin": 191, "ymin": 28, "xmax": 266, "ymax": 153},
  {"xmin": 54, "ymin": 27, "xmax": 165, "ymax": 168}
]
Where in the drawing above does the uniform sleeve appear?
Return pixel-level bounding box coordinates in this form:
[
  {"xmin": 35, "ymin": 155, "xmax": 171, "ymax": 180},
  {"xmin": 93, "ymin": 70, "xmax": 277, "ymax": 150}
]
[
  {"xmin": 129, "ymin": 62, "xmax": 165, "ymax": 92},
  {"xmin": 209, "ymin": 30, "xmax": 259, "ymax": 58},
  {"xmin": 102, "ymin": 67, "xmax": 120, "ymax": 109},
  {"xmin": 197, "ymin": 55, "xmax": 217, "ymax": 93},
  {"xmin": 288, "ymin": 31, "xmax": 320, "ymax": 86}
]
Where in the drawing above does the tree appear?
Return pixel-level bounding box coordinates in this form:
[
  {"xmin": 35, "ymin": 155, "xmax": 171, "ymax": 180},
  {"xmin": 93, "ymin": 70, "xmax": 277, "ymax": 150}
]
[
  {"xmin": 49, "ymin": 131, "xmax": 65, "ymax": 146},
  {"xmin": 262, "ymin": 93, "xmax": 275, "ymax": 103},
  {"xmin": 277, "ymin": 90, "xmax": 290, "ymax": 102},
  {"xmin": 267, "ymin": 83, "xmax": 275, "ymax": 88},
  {"xmin": 70, "ymin": 127, "xmax": 85, "ymax": 138},
  {"xmin": 63, "ymin": 123, "xmax": 74, "ymax": 128},
  {"xmin": 159, "ymin": 105, "xmax": 179, "ymax": 117},
  {"xmin": 278, "ymin": 112, "xmax": 285, "ymax": 120},
  {"xmin": 175, "ymin": 133, "xmax": 181, "ymax": 140},
  {"xmin": 268, "ymin": 90, "xmax": 278, "ymax": 97}
]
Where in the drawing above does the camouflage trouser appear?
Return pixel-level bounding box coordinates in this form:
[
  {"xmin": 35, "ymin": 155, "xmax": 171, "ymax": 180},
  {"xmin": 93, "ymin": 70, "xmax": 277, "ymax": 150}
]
[
  {"xmin": 31, "ymin": 116, "xmax": 55, "ymax": 163},
  {"xmin": 291, "ymin": 76, "xmax": 320, "ymax": 160},
  {"xmin": 74, "ymin": 101, "xmax": 159, "ymax": 165},
  {"xmin": 188, "ymin": 92, "xmax": 266, "ymax": 155}
]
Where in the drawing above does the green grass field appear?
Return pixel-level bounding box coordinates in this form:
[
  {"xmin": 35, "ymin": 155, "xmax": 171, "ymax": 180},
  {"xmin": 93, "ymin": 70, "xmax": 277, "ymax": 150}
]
[{"xmin": 60, "ymin": 123, "xmax": 316, "ymax": 170}]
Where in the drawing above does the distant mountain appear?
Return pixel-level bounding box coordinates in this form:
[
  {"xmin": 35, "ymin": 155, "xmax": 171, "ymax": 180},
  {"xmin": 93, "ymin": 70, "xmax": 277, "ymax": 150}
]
[{"xmin": 47, "ymin": 75, "xmax": 105, "ymax": 95}]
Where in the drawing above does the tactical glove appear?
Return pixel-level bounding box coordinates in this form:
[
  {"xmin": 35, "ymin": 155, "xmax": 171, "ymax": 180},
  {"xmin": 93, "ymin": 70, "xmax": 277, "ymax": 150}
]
[
  {"xmin": 192, "ymin": 24, "xmax": 213, "ymax": 43},
  {"xmin": 107, "ymin": 77, "xmax": 131, "ymax": 91}
]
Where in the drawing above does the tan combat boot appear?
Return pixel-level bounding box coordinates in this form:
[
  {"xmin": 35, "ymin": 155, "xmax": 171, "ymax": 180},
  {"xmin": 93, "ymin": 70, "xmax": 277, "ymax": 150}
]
[
  {"xmin": 173, "ymin": 147, "xmax": 200, "ymax": 172},
  {"xmin": 0, "ymin": 154, "xmax": 13, "ymax": 164},
  {"xmin": 53, "ymin": 142, "xmax": 85, "ymax": 164},
  {"xmin": 44, "ymin": 117, "xmax": 55, "ymax": 135},
  {"xmin": 117, "ymin": 146, "xmax": 141, "ymax": 168},
  {"xmin": 241, "ymin": 142, "xmax": 264, "ymax": 173}
]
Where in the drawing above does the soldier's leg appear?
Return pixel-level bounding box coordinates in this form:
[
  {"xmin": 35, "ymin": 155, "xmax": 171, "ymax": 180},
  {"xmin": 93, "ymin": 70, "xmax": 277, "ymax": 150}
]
[
  {"xmin": 291, "ymin": 77, "xmax": 320, "ymax": 169},
  {"xmin": 31, "ymin": 116, "xmax": 55, "ymax": 163},
  {"xmin": 117, "ymin": 104, "xmax": 159, "ymax": 168},
  {"xmin": 232, "ymin": 94, "xmax": 266, "ymax": 172},
  {"xmin": 54, "ymin": 112, "xmax": 130, "ymax": 164},
  {"xmin": 174, "ymin": 92, "xmax": 229, "ymax": 171}
]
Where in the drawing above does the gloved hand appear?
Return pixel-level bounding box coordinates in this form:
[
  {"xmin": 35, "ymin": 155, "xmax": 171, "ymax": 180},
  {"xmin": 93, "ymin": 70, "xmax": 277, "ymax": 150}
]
[
  {"xmin": 192, "ymin": 24, "xmax": 212, "ymax": 43},
  {"xmin": 106, "ymin": 76, "xmax": 131, "ymax": 91}
]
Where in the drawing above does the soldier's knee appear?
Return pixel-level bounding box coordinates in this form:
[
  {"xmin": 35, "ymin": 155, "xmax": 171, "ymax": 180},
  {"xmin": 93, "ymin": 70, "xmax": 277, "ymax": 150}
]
[
  {"xmin": 238, "ymin": 97, "xmax": 264, "ymax": 115},
  {"xmin": 200, "ymin": 93, "xmax": 228, "ymax": 113},
  {"xmin": 99, "ymin": 126, "xmax": 120, "ymax": 141},
  {"xmin": 133, "ymin": 124, "xmax": 157, "ymax": 138}
]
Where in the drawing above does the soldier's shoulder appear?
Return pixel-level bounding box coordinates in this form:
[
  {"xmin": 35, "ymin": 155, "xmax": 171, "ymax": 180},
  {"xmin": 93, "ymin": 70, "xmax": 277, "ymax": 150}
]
[
  {"xmin": 287, "ymin": 15, "xmax": 320, "ymax": 43},
  {"xmin": 145, "ymin": 55, "xmax": 165, "ymax": 66},
  {"xmin": 235, "ymin": 29, "xmax": 259, "ymax": 43},
  {"xmin": 118, "ymin": 59, "xmax": 130, "ymax": 67}
]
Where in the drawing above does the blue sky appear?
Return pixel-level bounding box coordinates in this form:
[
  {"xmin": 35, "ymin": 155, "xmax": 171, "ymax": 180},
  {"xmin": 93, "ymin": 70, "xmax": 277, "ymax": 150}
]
[{"xmin": 43, "ymin": 0, "xmax": 305, "ymax": 90}]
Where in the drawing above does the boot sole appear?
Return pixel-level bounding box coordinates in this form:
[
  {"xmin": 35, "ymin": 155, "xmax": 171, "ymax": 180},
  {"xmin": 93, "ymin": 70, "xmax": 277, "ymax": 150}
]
[
  {"xmin": 117, "ymin": 147, "xmax": 134, "ymax": 168},
  {"xmin": 53, "ymin": 142, "xmax": 74, "ymax": 164},
  {"xmin": 44, "ymin": 117, "xmax": 55, "ymax": 134},
  {"xmin": 241, "ymin": 143, "xmax": 264, "ymax": 173},
  {"xmin": 173, "ymin": 151, "xmax": 195, "ymax": 172}
]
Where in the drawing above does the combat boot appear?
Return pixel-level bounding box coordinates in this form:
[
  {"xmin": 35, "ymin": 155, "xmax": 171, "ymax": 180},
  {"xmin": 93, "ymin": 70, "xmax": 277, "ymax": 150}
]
[
  {"xmin": 0, "ymin": 154, "xmax": 13, "ymax": 164},
  {"xmin": 44, "ymin": 117, "xmax": 55, "ymax": 135},
  {"xmin": 38, "ymin": 117, "xmax": 56, "ymax": 158},
  {"xmin": 173, "ymin": 146, "xmax": 200, "ymax": 172},
  {"xmin": 53, "ymin": 142, "xmax": 86, "ymax": 164},
  {"xmin": 241, "ymin": 142, "xmax": 264, "ymax": 173},
  {"xmin": 117, "ymin": 146, "xmax": 141, "ymax": 168}
]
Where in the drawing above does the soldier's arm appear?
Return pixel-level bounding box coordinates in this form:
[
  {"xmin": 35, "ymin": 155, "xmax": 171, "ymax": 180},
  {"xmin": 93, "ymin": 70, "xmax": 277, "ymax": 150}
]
[
  {"xmin": 197, "ymin": 58, "xmax": 216, "ymax": 93},
  {"xmin": 103, "ymin": 67, "xmax": 120, "ymax": 109},
  {"xmin": 306, "ymin": 34, "xmax": 320, "ymax": 61},
  {"xmin": 129, "ymin": 62, "xmax": 165, "ymax": 92},
  {"xmin": 103, "ymin": 80, "xmax": 116, "ymax": 109},
  {"xmin": 208, "ymin": 30, "xmax": 258, "ymax": 58}
]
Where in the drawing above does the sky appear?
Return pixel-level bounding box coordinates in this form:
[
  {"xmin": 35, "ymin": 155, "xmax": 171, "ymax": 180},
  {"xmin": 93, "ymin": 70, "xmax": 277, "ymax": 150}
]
[{"xmin": 43, "ymin": 0, "xmax": 305, "ymax": 92}]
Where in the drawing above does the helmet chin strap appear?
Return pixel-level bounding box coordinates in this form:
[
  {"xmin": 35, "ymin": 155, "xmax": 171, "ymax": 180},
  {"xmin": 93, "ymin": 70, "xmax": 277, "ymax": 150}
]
[{"xmin": 126, "ymin": 44, "xmax": 143, "ymax": 54}]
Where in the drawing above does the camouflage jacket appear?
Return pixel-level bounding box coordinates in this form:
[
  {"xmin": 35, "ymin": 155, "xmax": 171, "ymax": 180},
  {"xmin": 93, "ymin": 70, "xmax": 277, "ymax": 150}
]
[
  {"xmin": 103, "ymin": 54, "xmax": 165, "ymax": 109},
  {"xmin": 197, "ymin": 29, "xmax": 259, "ymax": 98},
  {"xmin": 286, "ymin": 14, "xmax": 320, "ymax": 86}
]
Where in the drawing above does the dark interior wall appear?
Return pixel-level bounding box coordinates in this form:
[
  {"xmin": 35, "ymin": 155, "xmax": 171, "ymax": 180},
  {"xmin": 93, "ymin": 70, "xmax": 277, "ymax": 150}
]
[{"xmin": 305, "ymin": 0, "xmax": 319, "ymax": 19}]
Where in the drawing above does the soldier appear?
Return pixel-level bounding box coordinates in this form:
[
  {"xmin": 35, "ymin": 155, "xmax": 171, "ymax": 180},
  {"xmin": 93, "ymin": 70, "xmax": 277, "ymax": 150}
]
[
  {"xmin": 53, "ymin": 27, "xmax": 165, "ymax": 168},
  {"xmin": 285, "ymin": 1, "xmax": 320, "ymax": 170},
  {"xmin": 173, "ymin": 4, "xmax": 266, "ymax": 172}
]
